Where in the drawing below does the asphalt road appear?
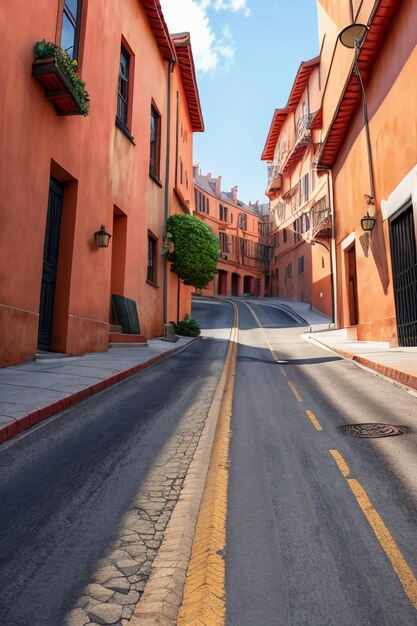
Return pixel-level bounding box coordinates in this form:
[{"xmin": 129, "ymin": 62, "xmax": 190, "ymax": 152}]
[
  {"xmin": 226, "ymin": 299, "xmax": 417, "ymax": 625},
  {"xmin": 0, "ymin": 299, "xmax": 233, "ymax": 626}
]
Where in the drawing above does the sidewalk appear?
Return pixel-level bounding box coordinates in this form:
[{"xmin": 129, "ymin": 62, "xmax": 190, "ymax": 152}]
[
  {"xmin": 0, "ymin": 337, "xmax": 195, "ymax": 445},
  {"xmin": 256, "ymin": 296, "xmax": 417, "ymax": 394}
]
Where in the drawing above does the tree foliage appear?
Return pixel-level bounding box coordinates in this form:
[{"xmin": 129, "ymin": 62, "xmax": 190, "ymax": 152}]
[{"xmin": 166, "ymin": 214, "xmax": 219, "ymax": 289}]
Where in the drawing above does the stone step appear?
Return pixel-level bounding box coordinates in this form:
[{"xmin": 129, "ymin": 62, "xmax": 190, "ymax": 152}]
[{"xmin": 109, "ymin": 333, "xmax": 148, "ymax": 348}]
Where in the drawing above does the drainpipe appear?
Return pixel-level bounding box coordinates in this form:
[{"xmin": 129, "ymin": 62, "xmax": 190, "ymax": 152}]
[
  {"xmin": 327, "ymin": 168, "xmax": 338, "ymax": 326},
  {"xmin": 163, "ymin": 59, "xmax": 176, "ymax": 328}
]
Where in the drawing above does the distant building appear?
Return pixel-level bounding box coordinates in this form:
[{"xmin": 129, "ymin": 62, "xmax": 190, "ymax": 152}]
[{"xmin": 193, "ymin": 168, "xmax": 272, "ymax": 297}]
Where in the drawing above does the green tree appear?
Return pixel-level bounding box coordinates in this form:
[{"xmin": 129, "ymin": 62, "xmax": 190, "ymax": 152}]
[{"xmin": 166, "ymin": 214, "xmax": 219, "ymax": 289}]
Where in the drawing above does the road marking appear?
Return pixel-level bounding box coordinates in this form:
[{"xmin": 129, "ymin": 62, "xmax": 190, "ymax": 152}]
[
  {"xmin": 242, "ymin": 301, "xmax": 286, "ymax": 368},
  {"xmin": 288, "ymin": 381, "xmax": 302, "ymax": 402},
  {"xmin": 330, "ymin": 449, "xmax": 417, "ymax": 610},
  {"xmin": 178, "ymin": 303, "xmax": 238, "ymax": 625},
  {"xmin": 329, "ymin": 448, "xmax": 350, "ymax": 477},
  {"xmin": 306, "ymin": 409, "xmax": 322, "ymax": 431}
]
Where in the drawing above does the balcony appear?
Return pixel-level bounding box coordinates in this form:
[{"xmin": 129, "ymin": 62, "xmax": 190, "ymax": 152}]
[
  {"xmin": 282, "ymin": 113, "xmax": 313, "ymax": 174},
  {"xmin": 265, "ymin": 164, "xmax": 283, "ymax": 199},
  {"xmin": 303, "ymin": 196, "xmax": 332, "ymax": 241}
]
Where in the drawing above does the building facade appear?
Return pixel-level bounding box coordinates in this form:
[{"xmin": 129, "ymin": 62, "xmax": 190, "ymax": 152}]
[
  {"xmin": 193, "ymin": 169, "xmax": 271, "ymax": 298},
  {"xmin": 261, "ymin": 59, "xmax": 333, "ymax": 317},
  {"xmin": 0, "ymin": 1, "xmax": 203, "ymax": 367},
  {"xmin": 316, "ymin": 0, "xmax": 417, "ymax": 344}
]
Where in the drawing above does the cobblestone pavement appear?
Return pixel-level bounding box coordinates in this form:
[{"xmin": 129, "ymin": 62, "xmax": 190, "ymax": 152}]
[{"xmin": 66, "ymin": 379, "xmax": 217, "ymax": 626}]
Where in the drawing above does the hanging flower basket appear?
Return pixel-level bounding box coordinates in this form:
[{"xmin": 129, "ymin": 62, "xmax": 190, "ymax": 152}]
[{"xmin": 32, "ymin": 40, "xmax": 89, "ymax": 116}]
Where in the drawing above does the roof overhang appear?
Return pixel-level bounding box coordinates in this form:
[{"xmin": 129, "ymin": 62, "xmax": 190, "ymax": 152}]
[
  {"xmin": 318, "ymin": 0, "xmax": 402, "ymax": 169},
  {"xmin": 261, "ymin": 55, "xmax": 320, "ymax": 162},
  {"xmin": 142, "ymin": 0, "xmax": 176, "ymax": 61},
  {"xmin": 261, "ymin": 108, "xmax": 288, "ymax": 161},
  {"xmin": 171, "ymin": 33, "xmax": 204, "ymax": 132},
  {"xmin": 286, "ymin": 55, "xmax": 320, "ymax": 110}
]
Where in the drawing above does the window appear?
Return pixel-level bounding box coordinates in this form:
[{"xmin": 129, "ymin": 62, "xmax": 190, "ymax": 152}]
[
  {"xmin": 61, "ymin": 0, "xmax": 82, "ymax": 60},
  {"xmin": 322, "ymin": 256, "xmax": 325, "ymax": 269},
  {"xmin": 180, "ymin": 158, "xmax": 183, "ymax": 185},
  {"xmin": 298, "ymin": 256, "xmax": 304, "ymax": 274},
  {"xmin": 219, "ymin": 232, "xmax": 229, "ymax": 253},
  {"xmin": 147, "ymin": 234, "xmax": 157, "ymax": 284},
  {"xmin": 117, "ymin": 46, "xmax": 131, "ymax": 129},
  {"xmin": 150, "ymin": 104, "xmax": 161, "ymax": 180},
  {"xmin": 219, "ymin": 205, "xmax": 228, "ymax": 222},
  {"xmin": 300, "ymin": 173, "xmax": 309, "ymax": 204},
  {"xmin": 195, "ymin": 189, "xmax": 209, "ymax": 214},
  {"xmin": 283, "ymin": 228, "xmax": 287, "ymax": 243},
  {"xmin": 285, "ymin": 263, "xmax": 292, "ymax": 282},
  {"xmin": 238, "ymin": 213, "xmax": 247, "ymax": 230}
]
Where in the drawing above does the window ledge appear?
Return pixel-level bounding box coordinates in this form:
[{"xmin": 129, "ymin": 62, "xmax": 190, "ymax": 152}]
[
  {"xmin": 115, "ymin": 116, "xmax": 135, "ymax": 144},
  {"xmin": 146, "ymin": 279, "xmax": 159, "ymax": 288},
  {"xmin": 149, "ymin": 171, "xmax": 163, "ymax": 187}
]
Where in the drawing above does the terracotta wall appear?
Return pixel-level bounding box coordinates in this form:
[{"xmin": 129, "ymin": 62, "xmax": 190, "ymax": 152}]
[
  {"xmin": 319, "ymin": 0, "xmax": 417, "ymax": 342},
  {"xmin": 0, "ymin": 0, "xmax": 174, "ymax": 365}
]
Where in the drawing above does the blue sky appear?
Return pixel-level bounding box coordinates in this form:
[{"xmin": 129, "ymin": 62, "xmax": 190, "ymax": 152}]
[{"xmin": 161, "ymin": 0, "xmax": 319, "ymax": 204}]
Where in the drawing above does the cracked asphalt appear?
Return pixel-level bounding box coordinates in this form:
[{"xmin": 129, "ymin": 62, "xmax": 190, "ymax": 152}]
[{"xmin": 0, "ymin": 299, "xmax": 233, "ymax": 626}]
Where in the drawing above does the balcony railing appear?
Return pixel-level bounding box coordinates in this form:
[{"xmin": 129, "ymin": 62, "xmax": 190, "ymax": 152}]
[
  {"xmin": 267, "ymin": 163, "xmax": 283, "ymax": 183},
  {"xmin": 296, "ymin": 113, "xmax": 314, "ymax": 142}
]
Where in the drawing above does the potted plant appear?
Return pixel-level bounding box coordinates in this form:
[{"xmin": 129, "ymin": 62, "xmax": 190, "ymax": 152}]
[{"xmin": 32, "ymin": 39, "xmax": 89, "ymax": 116}]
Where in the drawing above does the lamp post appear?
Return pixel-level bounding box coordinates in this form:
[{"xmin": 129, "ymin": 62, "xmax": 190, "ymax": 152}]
[{"xmin": 338, "ymin": 23, "xmax": 377, "ymax": 232}]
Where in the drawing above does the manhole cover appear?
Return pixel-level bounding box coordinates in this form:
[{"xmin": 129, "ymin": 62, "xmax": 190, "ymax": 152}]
[{"xmin": 339, "ymin": 423, "xmax": 409, "ymax": 438}]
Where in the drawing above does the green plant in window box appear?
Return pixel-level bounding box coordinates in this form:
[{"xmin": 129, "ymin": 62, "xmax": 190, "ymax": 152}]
[{"xmin": 33, "ymin": 39, "xmax": 89, "ymax": 116}]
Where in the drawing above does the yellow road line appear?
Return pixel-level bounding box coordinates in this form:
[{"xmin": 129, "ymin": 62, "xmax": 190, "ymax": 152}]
[
  {"xmin": 329, "ymin": 448, "xmax": 350, "ymax": 477},
  {"xmin": 330, "ymin": 449, "xmax": 417, "ymax": 610},
  {"xmin": 288, "ymin": 381, "xmax": 302, "ymax": 402},
  {"xmin": 306, "ymin": 409, "xmax": 322, "ymax": 431},
  {"xmin": 178, "ymin": 303, "xmax": 238, "ymax": 625},
  {"xmin": 243, "ymin": 302, "xmax": 284, "ymax": 366}
]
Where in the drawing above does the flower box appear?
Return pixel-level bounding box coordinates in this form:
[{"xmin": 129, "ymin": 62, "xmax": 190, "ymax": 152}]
[{"xmin": 32, "ymin": 57, "xmax": 86, "ymax": 115}]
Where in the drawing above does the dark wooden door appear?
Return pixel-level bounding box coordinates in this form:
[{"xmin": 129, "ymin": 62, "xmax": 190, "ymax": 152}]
[
  {"xmin": 38, "ymin": 178, "xmax": 64, "ymax": 350},
  {"xmin": 390, "ymin": 203, "xmax": 417, "ymax": 346},
  {"xmin": 346, "ymin": 245, "xmax": 358, "ymax": 326}
]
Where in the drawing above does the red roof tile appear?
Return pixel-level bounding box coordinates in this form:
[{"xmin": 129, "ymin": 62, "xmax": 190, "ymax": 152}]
[{"xmin": 172, "ymin": 33, "xmax": 204, "ymax": 132}]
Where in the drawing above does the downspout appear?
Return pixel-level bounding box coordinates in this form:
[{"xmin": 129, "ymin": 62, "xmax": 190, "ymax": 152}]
[
  {"xmin": 327, "ymin": 168, "xmax": 338, "ymax": 326},
  {"xmin": 163, "ymin": 58, "xmax": 176, "ymax": 328}
]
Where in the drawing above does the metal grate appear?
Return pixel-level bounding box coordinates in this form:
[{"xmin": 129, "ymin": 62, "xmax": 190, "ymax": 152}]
[
  {"xmin": 390, "ymin": 203, "xmax": 417, "ymax": 347},
  {"xmin": 339, "ymin": 423, "xmax": 409, "ymax": 438}
]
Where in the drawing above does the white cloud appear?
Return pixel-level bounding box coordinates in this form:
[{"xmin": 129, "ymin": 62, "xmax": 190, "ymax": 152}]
[
  {"xmin": 161, "ymin": 0, "xmax": 250, "ymax": 73},
  {"xmin": 214, "ymin": 0, "xmax": 251, "ymax": 17}
]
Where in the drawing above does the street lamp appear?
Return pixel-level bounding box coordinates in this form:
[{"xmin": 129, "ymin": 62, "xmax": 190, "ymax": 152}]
[{"xmin": 338, "ymin": 23, "xmax": 377, "ymax": 233}]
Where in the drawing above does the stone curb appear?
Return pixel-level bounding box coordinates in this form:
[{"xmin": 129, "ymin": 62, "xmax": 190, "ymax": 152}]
[
  {"xmin": 306, "ymin": 334, "xmax": 417, "ymax": 393},
  {"xmin": 333, "ymin": 348, "xmax": 417, "ymax": 392},
  {"xmin": 0, "ymin": 341, "xmax": 197, "ymax": 446},
  {"xmin": 130, "ymin": 306, "xmax": 236, "ymax": 625}
]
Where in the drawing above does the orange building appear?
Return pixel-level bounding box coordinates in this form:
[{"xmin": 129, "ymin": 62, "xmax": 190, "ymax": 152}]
[
  {"xmin": 193, "ymin": 169, "xmax": 271, "ymax": 297},
  {"xmin": 316, "ymin": 0, "xmax": 417, "ymax": 345},
  {"xmin": 0, "ymin": 1, "xmax": 203, "ymax": 367},
  {"xmin": 261, "ymin": 58, "xmax": 333, "ymax": 317}
]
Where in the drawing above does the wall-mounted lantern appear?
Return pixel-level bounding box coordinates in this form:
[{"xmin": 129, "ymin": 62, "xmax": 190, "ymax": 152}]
[
  {"xmin": 361, "ymin": 214, "xmax": 376, "ymax": 232},
  {"xmin": 94, "ymin": 225, "xmax": 111, "ymax": 248}
]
